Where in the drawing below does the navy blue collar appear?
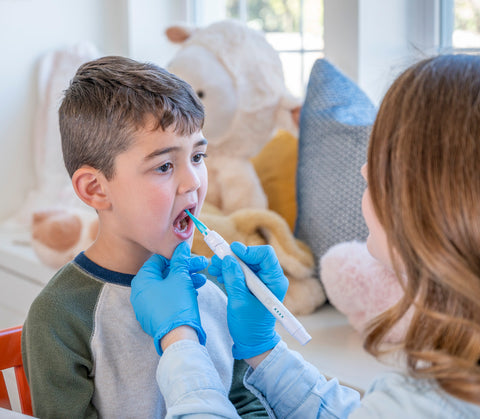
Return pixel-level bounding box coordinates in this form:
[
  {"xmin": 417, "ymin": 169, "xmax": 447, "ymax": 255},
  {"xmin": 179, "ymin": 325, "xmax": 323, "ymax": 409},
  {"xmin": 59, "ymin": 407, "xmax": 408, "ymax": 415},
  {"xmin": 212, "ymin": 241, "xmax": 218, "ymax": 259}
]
[{"xmin": 74, "ymin": 251, "xmax": 134, "ymax": 286}]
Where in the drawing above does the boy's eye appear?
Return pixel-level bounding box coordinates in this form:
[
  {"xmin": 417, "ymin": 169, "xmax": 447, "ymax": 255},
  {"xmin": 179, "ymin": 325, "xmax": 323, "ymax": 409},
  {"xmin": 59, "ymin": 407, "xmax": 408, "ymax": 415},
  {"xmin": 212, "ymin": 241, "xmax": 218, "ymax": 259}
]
[
  {"xmin": 193, "ymin": 153, "xmax": 207, "ymax": 163},
  {"xmin": 156, "ymin": 162, "xmax": 173, "ymax": 173}
]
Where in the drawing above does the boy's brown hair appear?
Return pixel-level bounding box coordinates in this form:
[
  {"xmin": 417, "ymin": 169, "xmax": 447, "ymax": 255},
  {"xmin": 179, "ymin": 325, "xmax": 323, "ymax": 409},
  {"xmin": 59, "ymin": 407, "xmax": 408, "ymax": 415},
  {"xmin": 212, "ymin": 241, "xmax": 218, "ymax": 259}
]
[
  {"xmin": 59, "ymin": 56, "xmax": 204, "ymax": 179},
  {"xmin": 365, "ymin": 54, "xmax": 480, "ymax": 405}
]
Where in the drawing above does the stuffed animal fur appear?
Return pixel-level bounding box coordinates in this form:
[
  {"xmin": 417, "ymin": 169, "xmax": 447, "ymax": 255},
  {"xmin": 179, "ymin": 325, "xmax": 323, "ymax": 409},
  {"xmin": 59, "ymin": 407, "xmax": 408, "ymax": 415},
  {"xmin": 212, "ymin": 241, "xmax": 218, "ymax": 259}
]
[
  {"xmin": 32, "ymin": 209, "xmax": 98, "ymax": 269},
  {"xmin": 166, "ymin": 20, "xmax": 301, "ymax": 213},
  {"xmin": 320, "ymin": 240, "xmax": 410, "ymax": 342}
]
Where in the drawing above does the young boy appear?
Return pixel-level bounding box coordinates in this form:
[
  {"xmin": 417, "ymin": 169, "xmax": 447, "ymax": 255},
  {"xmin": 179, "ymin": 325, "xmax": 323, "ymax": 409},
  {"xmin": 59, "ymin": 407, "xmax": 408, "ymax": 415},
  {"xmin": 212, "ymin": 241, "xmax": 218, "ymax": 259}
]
[{"xmin": 21, "ymin": 56, "xmax": 267, "ymax": 418}]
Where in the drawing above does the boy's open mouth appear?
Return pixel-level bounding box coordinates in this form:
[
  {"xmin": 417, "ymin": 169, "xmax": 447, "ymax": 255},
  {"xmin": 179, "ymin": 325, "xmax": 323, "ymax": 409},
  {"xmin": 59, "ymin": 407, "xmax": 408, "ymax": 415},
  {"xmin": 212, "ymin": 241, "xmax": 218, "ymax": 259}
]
[{"xmin": 173, "ymin": 207, "xmax": 194, "ymax": 233}]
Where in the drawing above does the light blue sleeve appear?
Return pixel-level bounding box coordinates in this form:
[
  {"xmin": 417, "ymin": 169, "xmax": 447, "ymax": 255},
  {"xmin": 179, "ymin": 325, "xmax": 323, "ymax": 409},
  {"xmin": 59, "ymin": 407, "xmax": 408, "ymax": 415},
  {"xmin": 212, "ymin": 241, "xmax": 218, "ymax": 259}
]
[
  {"xmin": 157, "ymin": 339, "xmax": 361, "ymax": 419},
  {"xmin": 349, "ymin": 372, "xmax": 480, "ymax": 419},
  {"xmin": 156, "ymin": 338, "xmax": 480, "ymax": 419},
  {"xmin": 244, "ymin": 341, "xmax": 361, "ymax": 419},
  {"xmin": 157, "ymin": 340, "xmax": 241, "ymax": 419}
]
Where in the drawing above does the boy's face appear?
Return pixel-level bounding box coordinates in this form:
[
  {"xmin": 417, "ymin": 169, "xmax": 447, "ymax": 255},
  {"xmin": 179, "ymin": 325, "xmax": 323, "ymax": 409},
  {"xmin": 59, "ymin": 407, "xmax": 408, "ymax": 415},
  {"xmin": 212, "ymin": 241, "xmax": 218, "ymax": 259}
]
[{"xmin": 103, "ymin": 120, "xmax": 207, "ymax": 261}]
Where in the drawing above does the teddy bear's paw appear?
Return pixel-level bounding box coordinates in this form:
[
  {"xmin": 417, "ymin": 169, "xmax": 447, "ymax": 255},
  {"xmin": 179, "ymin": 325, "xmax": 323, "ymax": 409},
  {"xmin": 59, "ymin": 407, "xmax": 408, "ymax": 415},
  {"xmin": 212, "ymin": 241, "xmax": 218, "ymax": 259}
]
[
  {"xmin": 31, "ymin": 209, "xmax": 98, "ymax": 268},
  {"xmin": 32, "ymin": 210, "xmax": 82, "ymax": 250},
  {"xmin": 283, "ymin": 276, "xmax": 326, "ymax": 315}
]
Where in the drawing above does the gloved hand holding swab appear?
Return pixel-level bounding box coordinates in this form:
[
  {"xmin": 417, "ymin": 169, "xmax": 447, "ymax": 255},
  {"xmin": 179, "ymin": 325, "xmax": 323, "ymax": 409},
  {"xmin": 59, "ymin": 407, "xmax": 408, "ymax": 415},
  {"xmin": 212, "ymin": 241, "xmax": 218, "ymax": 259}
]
[{"xmin": 185, "ymin": 209, "xmax": 311, "ymax": 345}]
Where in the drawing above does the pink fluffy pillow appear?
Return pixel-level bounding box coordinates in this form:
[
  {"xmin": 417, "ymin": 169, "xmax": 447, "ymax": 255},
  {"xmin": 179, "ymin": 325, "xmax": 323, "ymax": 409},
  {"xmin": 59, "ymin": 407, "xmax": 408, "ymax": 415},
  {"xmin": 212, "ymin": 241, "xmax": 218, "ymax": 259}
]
[{"xmin": 320, "ymin": 241, "xmax": 411, "ymax": 343}]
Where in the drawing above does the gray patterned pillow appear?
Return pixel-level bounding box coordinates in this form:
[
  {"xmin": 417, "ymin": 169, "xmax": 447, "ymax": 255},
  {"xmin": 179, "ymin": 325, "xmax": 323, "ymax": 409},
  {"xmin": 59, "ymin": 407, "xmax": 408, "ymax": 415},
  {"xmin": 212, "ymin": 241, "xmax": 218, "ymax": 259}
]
[{"xmin": 295, "ymin": 59, "xmax": 377, "ymax": 278}]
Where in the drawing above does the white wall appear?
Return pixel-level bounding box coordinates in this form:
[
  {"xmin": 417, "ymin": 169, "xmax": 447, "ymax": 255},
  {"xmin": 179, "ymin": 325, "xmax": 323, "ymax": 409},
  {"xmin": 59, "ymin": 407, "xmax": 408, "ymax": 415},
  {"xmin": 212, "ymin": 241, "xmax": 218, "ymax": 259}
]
[{"xmin": 0, "ymin": 0, "xmax": 119, "ymax": 220}]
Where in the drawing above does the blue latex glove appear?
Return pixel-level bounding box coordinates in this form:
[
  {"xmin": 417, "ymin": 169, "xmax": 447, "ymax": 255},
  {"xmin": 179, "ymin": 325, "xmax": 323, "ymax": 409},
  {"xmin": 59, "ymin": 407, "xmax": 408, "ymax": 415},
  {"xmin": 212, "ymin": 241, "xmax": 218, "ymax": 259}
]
[
  {"xmin": 130, "ymin": 242, "xmax": 209, "ymax": 355},
  {"xmin": 208, "ymin": 242, "xmax": 288, "ymax": 360}
]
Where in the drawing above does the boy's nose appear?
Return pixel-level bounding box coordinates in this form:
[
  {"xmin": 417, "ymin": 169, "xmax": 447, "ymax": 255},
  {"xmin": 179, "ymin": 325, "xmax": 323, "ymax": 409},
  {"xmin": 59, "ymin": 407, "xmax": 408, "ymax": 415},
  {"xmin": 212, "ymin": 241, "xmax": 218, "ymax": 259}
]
[{"xmin": 179, "ymin": 166, "xmax": 201, "ymax": 194}]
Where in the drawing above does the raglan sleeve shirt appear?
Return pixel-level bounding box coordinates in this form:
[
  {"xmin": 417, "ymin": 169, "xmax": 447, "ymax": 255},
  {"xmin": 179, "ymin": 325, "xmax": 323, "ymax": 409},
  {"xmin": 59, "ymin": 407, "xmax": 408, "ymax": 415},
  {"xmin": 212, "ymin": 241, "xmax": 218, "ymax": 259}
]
[
  {"xmin": 21, "ymin": 257, "xmax": 269, "ymax": 418},
  {"xmin": 21, "ymin": 264, "xmax": 102, "ymax": 418}
]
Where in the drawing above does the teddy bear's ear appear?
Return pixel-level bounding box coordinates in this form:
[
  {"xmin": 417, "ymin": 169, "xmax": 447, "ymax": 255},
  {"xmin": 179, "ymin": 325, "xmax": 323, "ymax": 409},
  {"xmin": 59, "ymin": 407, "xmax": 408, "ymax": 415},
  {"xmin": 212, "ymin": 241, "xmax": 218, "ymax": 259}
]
[
  {"xmin": 165, "ymin": 25, "xmax": 196, "ymax": 43},
  {"xmin": 275, "ymin": 93, "xmax": 303, "ymax": 135},
  {"xmin": 291, "ymin": 106, "xmax": 302, "ymax": 128}
]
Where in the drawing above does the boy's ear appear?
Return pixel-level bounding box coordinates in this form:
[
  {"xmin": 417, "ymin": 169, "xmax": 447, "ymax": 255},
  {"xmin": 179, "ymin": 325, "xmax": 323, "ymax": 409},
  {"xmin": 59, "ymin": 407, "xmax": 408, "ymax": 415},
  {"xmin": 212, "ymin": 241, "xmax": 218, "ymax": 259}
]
[{"xmin": 72, "ymin": 166, "xmax": 111, "ymax": 210}]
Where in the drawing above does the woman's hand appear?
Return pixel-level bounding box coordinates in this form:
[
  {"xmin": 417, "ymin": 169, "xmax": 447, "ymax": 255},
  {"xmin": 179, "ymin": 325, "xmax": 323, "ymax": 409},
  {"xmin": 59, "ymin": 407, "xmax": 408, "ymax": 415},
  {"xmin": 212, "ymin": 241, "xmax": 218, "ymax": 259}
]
[
  {"xmin": 130, "ymin": 242, "xmax": 208, "ymax": 354},
  {"xmin": 209, "ymin": 243, "xmax": 288, "ymax": 361}
]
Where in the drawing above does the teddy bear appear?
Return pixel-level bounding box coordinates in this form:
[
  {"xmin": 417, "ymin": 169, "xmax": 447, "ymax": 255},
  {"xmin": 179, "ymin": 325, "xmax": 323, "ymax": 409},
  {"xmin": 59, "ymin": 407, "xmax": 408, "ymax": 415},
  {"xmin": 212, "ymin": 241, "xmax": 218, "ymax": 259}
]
[
  {"xmin": 164, "ymin": 21, "xmax": 329, "ymax": 314},
  {"xmin": 165, "ymin": 19, "xmax": 301, "ymax": 214}
]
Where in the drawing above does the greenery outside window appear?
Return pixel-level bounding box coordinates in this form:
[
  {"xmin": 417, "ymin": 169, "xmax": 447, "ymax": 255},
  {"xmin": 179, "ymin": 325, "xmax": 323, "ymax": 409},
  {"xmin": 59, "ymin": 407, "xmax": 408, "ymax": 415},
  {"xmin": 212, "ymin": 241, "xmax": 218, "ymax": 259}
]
[
  {"xmin": 441, "ymin": 0, "xmax": 480, "ymax": 52},
  {"xmin": 226, "ymin": 0, "xmax": 324, "ymax": 97}
]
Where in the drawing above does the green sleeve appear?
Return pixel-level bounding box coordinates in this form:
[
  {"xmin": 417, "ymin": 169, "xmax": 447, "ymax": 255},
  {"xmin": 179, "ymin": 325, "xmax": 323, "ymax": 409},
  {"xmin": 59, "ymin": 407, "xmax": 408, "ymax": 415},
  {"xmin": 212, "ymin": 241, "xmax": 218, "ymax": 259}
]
[
  {"xmin": 21, "ymin": 265, "xmax": 102, "ymax": 419},
  {"xmin": 206, "ymin": 271, "xmax": 269, "ymax": 418}
]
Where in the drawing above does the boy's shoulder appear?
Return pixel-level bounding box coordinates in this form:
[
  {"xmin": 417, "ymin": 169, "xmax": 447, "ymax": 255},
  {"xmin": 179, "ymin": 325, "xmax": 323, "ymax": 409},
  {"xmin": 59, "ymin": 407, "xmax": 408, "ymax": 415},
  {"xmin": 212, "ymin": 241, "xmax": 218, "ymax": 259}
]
[
  {"xmin": 37, "ymin": 259, "xmax": 103, "ymax": 296},
  {"xmin": 26, "ymin": 260, "xmax": 104, "ymax": 329}
]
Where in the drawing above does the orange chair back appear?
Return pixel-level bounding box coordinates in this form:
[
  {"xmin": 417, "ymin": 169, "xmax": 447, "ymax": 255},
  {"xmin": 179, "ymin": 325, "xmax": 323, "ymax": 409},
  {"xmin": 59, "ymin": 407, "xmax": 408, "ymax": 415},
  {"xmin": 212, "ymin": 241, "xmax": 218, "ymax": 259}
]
[{"xmin": 0, "ymin": 326, "xmax": 33, "ymax": 415}]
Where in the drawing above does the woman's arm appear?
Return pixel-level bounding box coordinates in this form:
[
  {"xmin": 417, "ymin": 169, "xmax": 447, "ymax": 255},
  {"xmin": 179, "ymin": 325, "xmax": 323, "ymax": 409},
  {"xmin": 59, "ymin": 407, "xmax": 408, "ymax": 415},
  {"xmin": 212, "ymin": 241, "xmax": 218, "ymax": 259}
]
[
  {"xmin": 244, "ymin": 341, "xmax": 360, "ymax": 419},
  {"xmin": 157, "ymin": 333, "xmax": 360, "ymax": 419},
  {"xmin": 157, "ymin": 337, "xmax": 240, "ymax": 419}
]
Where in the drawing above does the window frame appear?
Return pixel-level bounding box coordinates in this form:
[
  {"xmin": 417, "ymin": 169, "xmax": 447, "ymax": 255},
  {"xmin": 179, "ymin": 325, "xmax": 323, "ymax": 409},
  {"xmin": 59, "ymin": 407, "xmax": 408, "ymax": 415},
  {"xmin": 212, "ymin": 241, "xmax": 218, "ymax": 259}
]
[
  {"xmin": 185, "ymin": 0, "xmax": 479, "ymax": 103},
  {"xmin": 225, "ymin": 0, "xmax": 324, "ymax": 96},
  {"xmin": 440, "ymin": 0, "xmax": 480, "ymax": 53}
]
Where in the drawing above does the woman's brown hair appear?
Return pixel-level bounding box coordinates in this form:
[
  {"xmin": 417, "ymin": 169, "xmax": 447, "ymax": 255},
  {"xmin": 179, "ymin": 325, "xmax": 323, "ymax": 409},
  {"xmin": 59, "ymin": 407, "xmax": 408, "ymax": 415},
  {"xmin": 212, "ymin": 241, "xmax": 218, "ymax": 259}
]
[{"xmin": 365, "ymin": 54, "xmax": 480, "ymax": 405}]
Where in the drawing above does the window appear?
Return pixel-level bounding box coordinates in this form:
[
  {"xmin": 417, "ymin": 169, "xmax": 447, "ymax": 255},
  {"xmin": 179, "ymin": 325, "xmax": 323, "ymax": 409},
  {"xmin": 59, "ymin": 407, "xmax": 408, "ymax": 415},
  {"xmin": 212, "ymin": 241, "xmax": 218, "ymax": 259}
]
[
  {"xmin": 226, "ymin": 0, "xmax": 324, "ymax": 97},
  {"xmin": 441, "ymin": 0, "xmax": 480, "ymax": 52}
]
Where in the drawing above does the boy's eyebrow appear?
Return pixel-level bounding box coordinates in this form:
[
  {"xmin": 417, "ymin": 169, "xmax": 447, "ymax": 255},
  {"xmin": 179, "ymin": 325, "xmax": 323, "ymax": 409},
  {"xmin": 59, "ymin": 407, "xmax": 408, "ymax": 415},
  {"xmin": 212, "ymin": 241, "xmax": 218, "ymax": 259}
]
[{"xmin": 144, "ymin": 138, "xmax": 208, "ymax": 160}]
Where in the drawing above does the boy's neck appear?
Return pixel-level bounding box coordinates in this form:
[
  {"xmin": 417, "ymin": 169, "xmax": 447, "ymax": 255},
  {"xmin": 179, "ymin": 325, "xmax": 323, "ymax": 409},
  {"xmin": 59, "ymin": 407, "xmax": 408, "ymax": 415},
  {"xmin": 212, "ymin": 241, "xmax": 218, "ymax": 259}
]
[{"xmin": 84, "ymin": 235, "xmax": 152, "ymax": 275}]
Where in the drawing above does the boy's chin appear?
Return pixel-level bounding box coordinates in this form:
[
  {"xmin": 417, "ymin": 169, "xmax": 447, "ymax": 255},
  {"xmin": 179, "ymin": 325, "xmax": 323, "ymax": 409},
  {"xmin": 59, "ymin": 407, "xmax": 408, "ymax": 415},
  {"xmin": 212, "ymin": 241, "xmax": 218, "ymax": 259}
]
[
  {"xmin": 161, "ymin": 238, "xmax": 194, "ymax": 259},
  {"xmin": 183, "ymin": 237, "xmax": 194, "ymax": 254}
]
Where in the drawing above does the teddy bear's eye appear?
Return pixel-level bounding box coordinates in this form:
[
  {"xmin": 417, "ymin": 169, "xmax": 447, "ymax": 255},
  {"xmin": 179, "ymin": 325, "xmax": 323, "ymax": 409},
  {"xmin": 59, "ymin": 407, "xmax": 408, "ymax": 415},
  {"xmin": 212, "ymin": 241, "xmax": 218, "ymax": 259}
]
[{"xmin": 196, "ymin": 90, "xmax": 205, "ymax": 99}]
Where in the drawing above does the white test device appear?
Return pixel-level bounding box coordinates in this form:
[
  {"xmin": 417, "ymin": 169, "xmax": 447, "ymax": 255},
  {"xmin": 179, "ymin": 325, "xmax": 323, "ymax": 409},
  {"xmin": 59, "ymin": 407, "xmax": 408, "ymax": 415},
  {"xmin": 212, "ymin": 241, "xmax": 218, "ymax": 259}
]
[{"xmin": 185, "ymin": 210, "xmax": 311, "ymax": 345}]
